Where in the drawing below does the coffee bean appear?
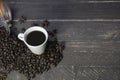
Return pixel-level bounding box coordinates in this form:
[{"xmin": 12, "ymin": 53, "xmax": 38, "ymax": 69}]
[
  {"xmin": 18, "ymin": 16, "xmax": 27, "ymax": 24},
  {"xmin": 41, "ymin": 20, "xmax": 50, "ymax": 27},
  {"xmin": 21, "ymin": 28, "xmax": 26, "ymax": 32},
  {"xmin": 31, "ymin": 23, "xmax": 39, "ymax": 26},
  {"xmin": 0, "ymin": 27, "xmax": 64, "ymax": 80}
]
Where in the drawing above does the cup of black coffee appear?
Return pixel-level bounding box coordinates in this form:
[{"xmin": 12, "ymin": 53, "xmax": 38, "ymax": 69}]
[{"xmin": 18, "ymin": 26, "xmax": 48, "ymax": 55}]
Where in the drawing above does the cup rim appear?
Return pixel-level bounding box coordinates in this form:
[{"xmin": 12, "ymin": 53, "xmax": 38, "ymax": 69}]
[{"xmin": 23, "ymin": 26, "xmax": 48, "ymax": 47}]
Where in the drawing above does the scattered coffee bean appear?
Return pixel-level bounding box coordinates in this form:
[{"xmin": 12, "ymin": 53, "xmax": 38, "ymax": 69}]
[
  {"xmin": 0, "ymin": 27, "xmax": 64, "ymax": 80},
  {"xmin": 21, "ymin": 28, "xmax": 26, "ymax": 32},
  {"xmin": 41, "ymin": 20, "xmax": 50, "ymax": 27},
  {"xmin": 31, "ymin": 23, "xmax": 39, "ymax": 26},
  {"xmin": 18, "ymin": 16, "xmax": 27, "ymax": 24}
]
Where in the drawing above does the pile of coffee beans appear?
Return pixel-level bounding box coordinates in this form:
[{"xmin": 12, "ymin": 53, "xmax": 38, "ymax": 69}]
[{"xmin": 0, "ymin": 27, "xmax": 64, "ymax": 80}]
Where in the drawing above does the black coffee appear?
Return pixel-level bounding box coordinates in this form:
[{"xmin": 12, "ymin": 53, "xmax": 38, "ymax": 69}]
[{"xmin": 26, "ymin": 31, "xmax": 46, "ymax": 46}]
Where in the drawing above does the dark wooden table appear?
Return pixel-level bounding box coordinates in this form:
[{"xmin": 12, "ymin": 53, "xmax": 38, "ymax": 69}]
[{"xmin": 5, "ymin": 0, "xmax": 120, "ymax": 80}]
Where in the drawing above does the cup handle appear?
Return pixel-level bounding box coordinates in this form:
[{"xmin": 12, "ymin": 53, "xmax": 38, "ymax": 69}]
[{"xmin": 18, "ymin": 33, "xmax": 24, "ymax": 41}]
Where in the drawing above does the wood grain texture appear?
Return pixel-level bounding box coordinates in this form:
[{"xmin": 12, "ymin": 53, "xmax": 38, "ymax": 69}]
[
  {"xmin": 13, "ymin": 21, "xmax": 120, "ymax": 66},
  {"xmin": 32, "ymin": 65, "xmax": 120, "ymax": 80},
  {"xmin": 14, "ymin": 21, "xmax": 120, "ymax": 42},
  {"xmin": 5, "ymin": 2, "xmax": 120, "ymax": 19},
  {"xmin": 33, "ymin": 65, "xmax": 75, "ymax": 80},
  {"xmin": 5, "ymin": 0, "xmax": 120, "ymax": 3},
  {"xmin": 60, "ymin": 42, "xmax": 120, "ymax": 66},
  {"xmin": 2, "ymin": 0, "xmax": 120, "ymax": 79},
  {"xmin": 75, "ymin": 67, "xmax": 120, "ymax": 80}
]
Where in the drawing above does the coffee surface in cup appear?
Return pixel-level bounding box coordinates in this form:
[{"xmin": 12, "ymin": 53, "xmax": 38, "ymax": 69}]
[{"xmin": 26, "ymin": 31, "xmax": 46, "ymax": 46}]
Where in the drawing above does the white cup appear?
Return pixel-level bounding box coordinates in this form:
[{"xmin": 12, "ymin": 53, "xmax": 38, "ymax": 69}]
[{"xmin": 18, "ymin": 26, "xmax": 48, "ymax": 55}]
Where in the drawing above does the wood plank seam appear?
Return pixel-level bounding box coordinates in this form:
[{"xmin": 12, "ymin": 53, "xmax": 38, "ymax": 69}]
[
  {"xmin": 13, "ymin": 19, "xmax": 120, "ymax": 22},
  {"xmin": 7, "ymin": 1, "xmax": 120, "ymax": 4}
]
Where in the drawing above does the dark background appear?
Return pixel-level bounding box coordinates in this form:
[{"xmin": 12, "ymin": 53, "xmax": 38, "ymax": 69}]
[{"xmin": 4, "ymin": 0, "xmax": 120, "ymax": 80}]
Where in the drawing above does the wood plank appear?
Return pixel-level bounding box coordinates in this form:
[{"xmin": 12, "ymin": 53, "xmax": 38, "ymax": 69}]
[
  {"xmin": 59, "ymin": 42, "xmax": 120, "ymax": 66},
  {"xmin": 3, "ymin": 0, "xmax": 120, "ymax": 80},
  {"xmin": 11, "ymin": 21, "xmax": 120, "ymax": 66},
  {"xmin": 6, "ymin": 65, "xmax": 120, "ymax": 80},
  {"xmin": 5, "ymin": 0, "xmax": 120, "ymax": 3},
  {"xmin": 6, "ymin": 2, "xmax": 120, "ymax": 19},
  {"xmin": 33, "ymin": 65, "xmax": 120, "ymax": 80},
  {"xmin": 14, "ymin": 21, "xmax": 120, "ymax": 42},
  {"xmin": 74, "ymin": 67, "xmax": 120, "ymax": 80}
]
